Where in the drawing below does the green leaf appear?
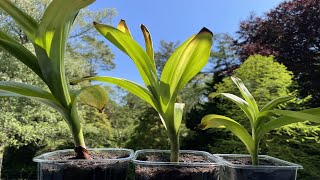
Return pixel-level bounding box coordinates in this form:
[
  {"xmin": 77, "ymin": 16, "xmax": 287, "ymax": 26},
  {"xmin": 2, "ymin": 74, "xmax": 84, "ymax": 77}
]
[
  {"xmin": 172, "ymin": 103, "xmax": 185, "ymax": 136},
  {"xmin": 0, "ymin": 31, "xmax": 44, "ymax": 81},
  {"xmin": 160, "ymin": 28, "xmax": 212, "ymax": 108},
  {"xmin": 260, "ymin": 96, "xmax": 295, "ymax": 112},
  {"xmin": 210, "ymin": 92, "xmax": 255, "ymax": 123},
  {"xmin": 93, "ymin": 21, "xmax": 159, "ymax": 96},
  {"xmin": 71, "ymin": 76, "xmax": 161, "ymax": 113},
  {"xmin": 257, "ymin": 108, "xmax": 320, "ymax": 140},
  {"xmin": 34, "ymin": 0, "xmax": 95, "ymax": 107},
  {"xmin": 231, "ymin": 76, "xmax": 259, "ymax": 116},
  {"xmin": 0, "ymin": 81, "xmax": 68, "ymax": 118},
  {"xmin": 0, "ymin": 0, "xmax": 38, "ymax": 40},
  {"xmin": 256, "ymin": 96, "xmax": 295, "ymax": 128},
  {"xmin": 76, "ymin": 85, "xmax": 109, "ymax": 112},
  {"xmin": 141, "ymin": 24, "xmax": 155, "ymax": 64},
  {"xmin": 199, "ymin": 114, "xmax": 255, "ymax": 154}
]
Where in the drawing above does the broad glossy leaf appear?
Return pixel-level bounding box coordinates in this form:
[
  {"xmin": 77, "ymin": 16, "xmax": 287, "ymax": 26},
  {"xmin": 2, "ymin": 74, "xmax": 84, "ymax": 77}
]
[
  {"xmin": 71, "ymin": 76, "xmax": 161, "ymax": 112},
  {"xmin": 141, "ymin": 24, "xmax": 155, "ymax": 64},
  {"xmin": 0, "ymin": 0, "xmax": 38, "ymax": 40},
  {"xmin": 93, "ymin": 21, "xmax": 159, "ymax": 96},
  {"xmin": 210, "ymin": 92, "xmax": 255, "ymax": 123},
  {"xmin": 160, "ymin": 28, "xmax": 212, "ymax": 108},
  {"xmin": 199, "ymin": 114, "xmax": 255, "ymax": 154},
  {"xmin": 231, "ymin": 76, "xmax": 259, "ymax": 116},
  {"xmin": 0, "ymin": 31, "xmax": 44, "ymax": 81},
  {"xmin": 257, "ymin": 108, "xmax": 320, "ymax": 139}
]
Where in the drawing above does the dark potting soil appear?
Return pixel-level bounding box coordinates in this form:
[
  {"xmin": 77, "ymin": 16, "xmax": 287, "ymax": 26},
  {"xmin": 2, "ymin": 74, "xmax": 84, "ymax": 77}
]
[
  {"xmin": 225, "ymin": 157, "xmax": 282, "ymax": 166},
  {"xmin": 40, "ymin": 151, "xmax": 130, "ymax": 180},
  {"xmin": 135, "ymin": 153, "xmax": 219, "ymax": 180},
  {"xmin": 220, "ymin": 156, "xmax": 298, "ymax": 180}
]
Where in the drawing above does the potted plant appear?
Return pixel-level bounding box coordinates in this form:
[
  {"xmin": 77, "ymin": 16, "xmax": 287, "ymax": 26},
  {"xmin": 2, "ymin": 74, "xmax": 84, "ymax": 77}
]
[
  {"xmin": 0, "ymin": 0, "xmax": 133, "ymax": 179},
  {"xmin": 72, "ymin": 20, "xmax": 221, "ymax": 179},
  {"xmin": 198, "ymin": 76, "xmax": 320, "ymax": 180}
]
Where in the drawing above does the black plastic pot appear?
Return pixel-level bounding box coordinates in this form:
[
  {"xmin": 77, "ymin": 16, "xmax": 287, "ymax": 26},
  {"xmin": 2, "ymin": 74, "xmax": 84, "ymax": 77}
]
[
  {"xmin": 33, "ymin": 148, "xmax": 134, "ymax": 180},
  {"xmin": 216, "ymin": 154, "xmax": 303, "ymax": 180},
  {"xmin": 132, "ymin": 149, "xmax": 220, "ymax": 180}
]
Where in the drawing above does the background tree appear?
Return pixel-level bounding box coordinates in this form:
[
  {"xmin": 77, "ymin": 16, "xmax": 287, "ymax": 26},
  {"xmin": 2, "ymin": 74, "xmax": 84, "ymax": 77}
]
[{"xmin": 235, "ymin": 0, "xmax": 320, "ymax": 107}]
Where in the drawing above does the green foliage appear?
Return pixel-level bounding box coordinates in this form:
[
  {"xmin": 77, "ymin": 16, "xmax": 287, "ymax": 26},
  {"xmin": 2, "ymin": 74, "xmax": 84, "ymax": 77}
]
[
  {"xmin": 0, "ymin": 0, "xmax": 113, "ymax": 153},
  {"xmin": 73, "ymin": 20, "xmax": 213, "ymax": 162},
  {"xmin": 199, "ymin": 56, "xmax": 320, "ymax": 165}
]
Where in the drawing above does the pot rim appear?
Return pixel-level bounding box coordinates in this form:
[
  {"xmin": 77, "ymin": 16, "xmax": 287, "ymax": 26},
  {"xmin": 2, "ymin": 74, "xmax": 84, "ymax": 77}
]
[
  {"xmin": 215, "ymin": 154, "xmax": 303, "ymax": 170},
  {"xmin": 132, "ymin": 149, "xmax": 221, "ymax": 166},
  {"xmin": 33, "ymin": 148, "xmax": 134, "ymax": 163}
]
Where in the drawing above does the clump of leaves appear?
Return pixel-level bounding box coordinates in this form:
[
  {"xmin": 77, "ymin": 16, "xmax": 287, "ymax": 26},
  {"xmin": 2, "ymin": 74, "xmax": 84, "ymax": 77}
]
[
  {"xmin": 198, "ymin": 76, "xmax": 320, "ymax": 165},
  {"xmin": 72, "ymin": 20, "xmax": 213, "ymax": 162},
  {"xmin": 0, "ymin": 0, "xmax": 108, "ymax": 159}
]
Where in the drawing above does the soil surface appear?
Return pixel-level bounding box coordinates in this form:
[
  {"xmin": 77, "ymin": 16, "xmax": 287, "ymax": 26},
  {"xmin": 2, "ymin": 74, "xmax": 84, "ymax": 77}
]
[
  {"xmin": 39, "ymin": 151, "xmax": 131, "ymax": 180},
  {"xmin": 135, "ymin": 153, "xmax": 219, "ymax": 180},
  {"xmin": 225, "ymin": 157, "xmax": 283, "ymax": 166}
]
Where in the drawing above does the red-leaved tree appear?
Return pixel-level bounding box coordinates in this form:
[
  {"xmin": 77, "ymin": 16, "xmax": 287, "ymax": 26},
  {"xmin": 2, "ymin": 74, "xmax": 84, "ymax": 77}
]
[{"xmin": 235, "ymin": 0, "xmax": 320, "ymax": 107}]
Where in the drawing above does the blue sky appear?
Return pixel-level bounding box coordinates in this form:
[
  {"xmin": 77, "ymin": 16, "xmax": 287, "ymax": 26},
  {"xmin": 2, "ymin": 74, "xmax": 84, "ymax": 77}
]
[{"xmin": 89, "ymin": 0, "xmax": 284, "ymax": 84}]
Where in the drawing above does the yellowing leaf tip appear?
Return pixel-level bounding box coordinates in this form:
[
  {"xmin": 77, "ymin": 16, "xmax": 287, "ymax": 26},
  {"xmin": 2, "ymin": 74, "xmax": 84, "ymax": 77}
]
[{"xmin": 199, "ymin": 27, "xmax": 213, "ymax": 36}]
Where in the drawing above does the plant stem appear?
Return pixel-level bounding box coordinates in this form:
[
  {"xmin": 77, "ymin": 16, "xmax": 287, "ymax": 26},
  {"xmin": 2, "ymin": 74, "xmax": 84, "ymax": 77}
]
[
  {"xmin": 169, "ymin": 133, "xmax": 179, "ymax": 162},
  {"xmin": 67, "ymin": 110, "xmax": 85, "ymax": 148},
  {"xmin": 251, "ymin": 137, "xmax": 260, "ymax": 165}
]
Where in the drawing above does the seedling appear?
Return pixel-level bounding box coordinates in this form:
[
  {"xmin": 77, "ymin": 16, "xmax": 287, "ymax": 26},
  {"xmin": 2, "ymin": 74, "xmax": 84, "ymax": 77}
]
[
  {"xmin": 0, "ymin": 0, "xmax": 108, "ymax": 159},
  {"xmin": 198, "ymin": 76, "xmax": 320, "ymax": 165},
  {"xmin": 72, "ymin": 20, "xmax": 213, "ymax": 162}
]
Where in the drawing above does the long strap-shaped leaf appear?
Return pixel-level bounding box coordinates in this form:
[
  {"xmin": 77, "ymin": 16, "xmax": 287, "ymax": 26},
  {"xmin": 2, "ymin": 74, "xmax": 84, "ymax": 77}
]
[
  {"xmin": 199, "ymin": 114, "xmax": 255, "ymax": 155},
  {"xmin": 160, "ymin": 28, "xmax": 212, "ymax": 109},
  {"xmin": 210, "ymin": 92, "xmax": 255, "ymax": 123},
  {"xmin": 257, "ymin": 108, "xmax": 320, "ymax": 140},
  {"xmin": 255, "ymin": 96, "xmax": 295, "ymax": 128},
  {"xmin": 0, "ymin": 81, "xmax": 68, "ymax": 118},
  {"xmin": 93, "ymin": 22, "xmax": 159, "ymax": 97},
  {"xmin": 0, "ymin": 31, "xmax": 44, "ymax": 81},
  {"xmin": 231, "ymin": 77, "xmax": 259, "ymax": 117},
  {"xmin": 71, "ymin": 76, "xmax": 161, "ymax": 113},
  {"xmin": 34, "ymin": 0, "xmax": 95, "ymax": 107},
  {"xmin": 0, "ymin": 0, "xmax": 38, "ymax": 40}
]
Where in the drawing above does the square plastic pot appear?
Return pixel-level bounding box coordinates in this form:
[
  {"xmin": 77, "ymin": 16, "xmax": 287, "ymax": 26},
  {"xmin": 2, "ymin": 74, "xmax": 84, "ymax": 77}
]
[
  {"xmin": 216, "ymin": 154, "xmax": 303, "ymax": 180},
  {"xmin": 132, "ymin": 149, "xmax": 220, "ymax": 180},
  {"xmin": 33, "ymin": 148, "xmax": 134, "ymax": 180}
]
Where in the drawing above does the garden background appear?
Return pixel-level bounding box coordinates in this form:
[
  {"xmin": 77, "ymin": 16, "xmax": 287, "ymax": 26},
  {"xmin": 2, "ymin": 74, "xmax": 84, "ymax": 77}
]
[{"xmin": 0, "ymin": 0, "xmax": 319, "ymax": 179}]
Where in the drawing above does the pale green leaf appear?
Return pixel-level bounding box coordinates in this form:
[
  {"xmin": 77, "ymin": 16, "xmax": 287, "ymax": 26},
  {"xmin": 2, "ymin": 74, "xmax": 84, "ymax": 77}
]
[
  {"xmin": 0, "ymin": 31, "xmax": 44, "ymax": 81},
  {"xmin": 173, "ymin": 103, "xmax": 185, "ymax": 136},
  {"xmin": 34, "ymin": 0, "xmax": 95, "ymax": 107},
  {"xmin": 260, "ymin": 96, "xmax": 295, "ymax": 112},
  {"xmin": 71, "ymin": 76, "xmax": 161, "ymax": 113},
  {"xmin": 199, "ymin": 114, "xmax": 255, "ymax": 154},
  {"xmin": 210, "ymin": 92, "xmax": 255, "ymax": 123},
  {"xmin": 160, "ymin": 28, "xmax": 212, "ymax": 108},
  {"xmin": 93, "ymin": 21, "xmax": 159, "ymax": 96},
  {"xmin": 231, "ymin": 76, "xmax": 259, "ymax": 116},
  {"xmin": 0, "ymin": 82, "xmax": 68, "ymax": 118},
  {"xmin": 257, "ymin": 108, "xmax": 320, "ymax": 139}
]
